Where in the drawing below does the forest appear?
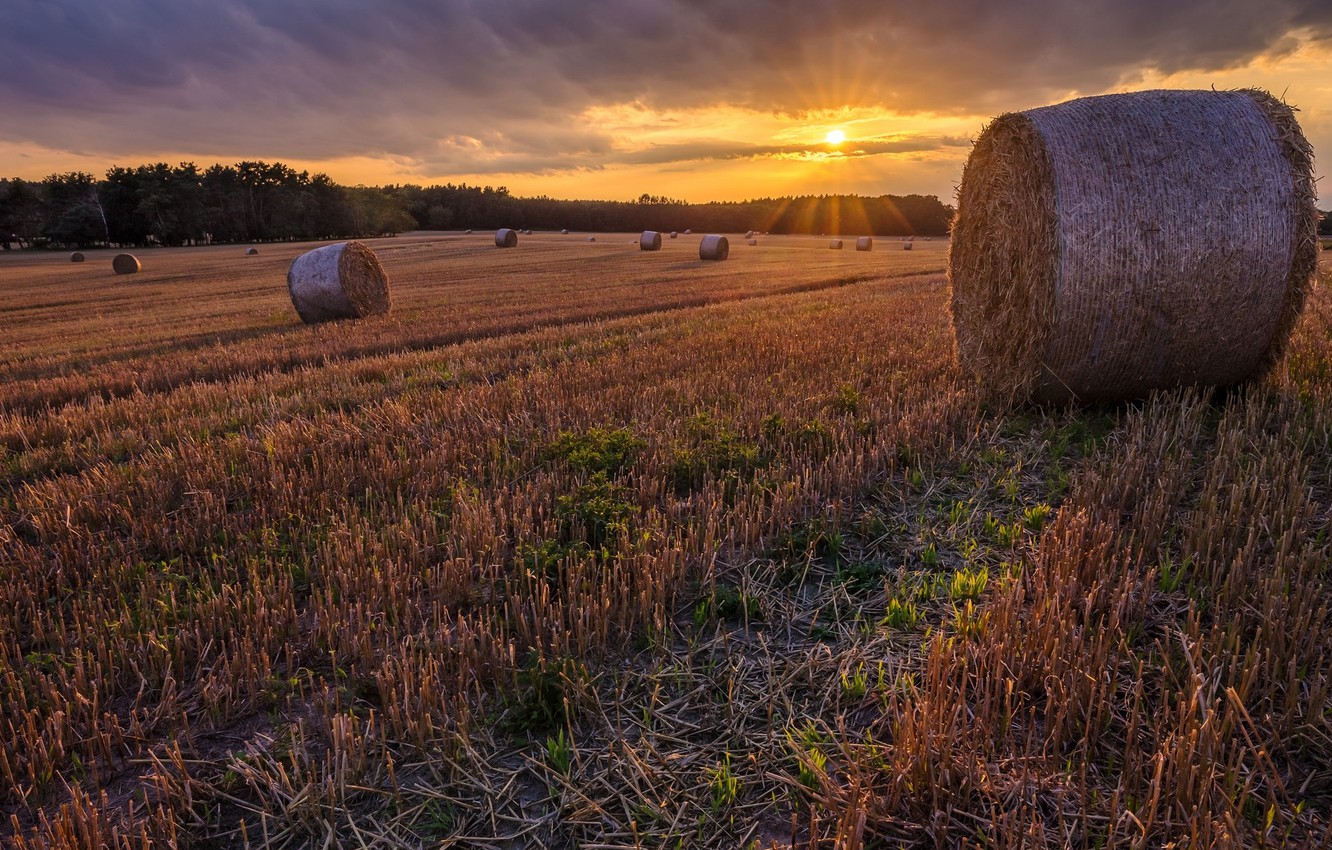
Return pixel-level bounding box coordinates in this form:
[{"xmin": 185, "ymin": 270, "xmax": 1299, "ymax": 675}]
[{"xmin": 0, "ymin": 160, "xmax": 957, "ymax": 249}]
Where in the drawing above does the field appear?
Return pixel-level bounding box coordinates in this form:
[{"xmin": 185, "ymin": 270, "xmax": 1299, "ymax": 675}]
[{"xmin": 1, "ymin": 231, "xmax": 1330, "ymax": 848}]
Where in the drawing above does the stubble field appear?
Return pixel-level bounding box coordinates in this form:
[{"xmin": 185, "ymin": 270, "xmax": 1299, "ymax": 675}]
[{"xmin": 1, "ymin": 232, "xmax": 1330, "ymax": 848}]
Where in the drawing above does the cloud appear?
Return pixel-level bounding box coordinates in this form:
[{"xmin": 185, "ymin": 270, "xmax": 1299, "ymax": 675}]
[{"xmin": 0, "ymin": 0, "xmax": 1328, "ymax": 180}]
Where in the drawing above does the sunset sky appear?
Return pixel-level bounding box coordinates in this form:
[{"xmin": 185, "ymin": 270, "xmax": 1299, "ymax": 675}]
[{"xmin": 2, "ymin": 1, "xmax": 1330, "ymax": 204}]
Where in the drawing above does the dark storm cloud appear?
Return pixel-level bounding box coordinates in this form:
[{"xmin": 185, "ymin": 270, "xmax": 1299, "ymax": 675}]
[{"xmin": 1, "ymin": 0, "xmax": 1328, "ymax": 173}]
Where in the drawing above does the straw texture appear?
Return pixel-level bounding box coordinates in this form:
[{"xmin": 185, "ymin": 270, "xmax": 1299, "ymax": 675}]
[
  {"xmin": 640, "ymin": 231, "xmax": 663, "ymax": 251},
  {"xmin": 495, "ymin": 228, "xmax": 518, "ymax": 248},
  {"xmin": 699, "ymin": 235, "xmax": 729, "ymax": 261},
  {"xmin": 287, "ymin": 241, "xmax": 390, "ymax": 325},
  {"xmin": 949, "ymin": 88, "xmax": 1318, "ymax": 403},
  {"xmin": 112, "ymin": 254, "xmax": 140, "ymax": 275}
]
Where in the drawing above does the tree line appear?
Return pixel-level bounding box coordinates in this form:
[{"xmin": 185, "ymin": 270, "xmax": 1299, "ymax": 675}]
[{"xmin": 0, "ymin": 160, "xmax": 959, "ymax": 250}]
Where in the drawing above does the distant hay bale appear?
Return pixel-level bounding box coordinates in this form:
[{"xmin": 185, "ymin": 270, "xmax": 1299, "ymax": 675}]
[
  {"xmin": 465, "ymin": 229, "xmax": 473, "ymax": 234},
  {"xmin": 949, "ymin": 88, "xmax": 1318, "ymax": 404},
  {"xmin": 587, "ymin": 236, "xmax": 597, "ymax": 242},
  {"xmin": 112, "ymin": 253, "xmax": 140, "ymax": 275},
  {"xmin": 640, "ymin": 230, "xmax": 663, "ymax": 251},
  {"xmin": 699, "ymin": 234, "xmax": 729, "ymax": 261},
  {"xmin": 670, "ymin": 231, "xmax": 678, "ymax": 239},
  {"xmin": 561, "ymin": 228, "xmax": 569, "ymax": 234},
  {"xmin": 684, "ymin": 228, "xmax": 692, "ymax": 234},
  {"xmin": 495, "ymin": 228, "xmax": 519, "ymax": 248},
  {"xmin": 245, "ymin": 247, "xmax": 259, "ymax": 256},
  {"xmin": 745, "ymin": 230, "xmax": 755, "ymax": 238},
  {"xmin": 903, "ymin": 242, "xmax": 913, "ymax": 251},
  {"xmin": 287, "ymin": 241, "xmax": 390, "ymax": 324},
  {"xmin": 829, "ymin": 239, "xmax": 843, "ymax": 249},
  {"xmin": 70, "ymin": 251, "xmax": 84, "ymax": 263},
  {"xmin": 855, "ymin": 237, "xmax": 872, "ymax": 252},
  {"xmin": 747, "ymin": 239, "xmax": 758, "ymax": 246}
]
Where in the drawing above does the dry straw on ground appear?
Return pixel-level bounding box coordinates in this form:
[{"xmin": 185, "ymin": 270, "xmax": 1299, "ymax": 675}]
[
  {"xmin": 69, "ymin": 252, "xmax": 84, "ymax": 263},
  {"xmin": 495, "ymin": 228, "xmax": 518, "ymax": 248},
  {"xmin": 855, "ymin": 237, "xmax": 872, "ymax": 251},
  {"xmin": 699, "ymin": 234, "xmax": 729, "ymax": 261},
  {"xmin": 111, "ymin": 253, "xmax": 140, "ymax": 275},
  {"xmin": 949, "ymin": 88, "xmax": 1318, "ymax": 403},
  {"xmin": 286, "ymin": 241, "xmax": 390, "ymax": 324},
  {"xmin": 640, "ymin": 231, "xmax": 663, "ymax": 251}
]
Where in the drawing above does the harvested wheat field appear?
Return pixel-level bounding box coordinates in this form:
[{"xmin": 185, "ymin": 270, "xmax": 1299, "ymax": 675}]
[{"xmin": 1, "ymin": 233, "xmax": 1331, "ymax": 848}]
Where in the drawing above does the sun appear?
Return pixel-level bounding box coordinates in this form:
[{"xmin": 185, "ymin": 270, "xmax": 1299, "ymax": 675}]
[{"xmin": 825, "ymin": 129, "xmax": 846, "ymax": 145}]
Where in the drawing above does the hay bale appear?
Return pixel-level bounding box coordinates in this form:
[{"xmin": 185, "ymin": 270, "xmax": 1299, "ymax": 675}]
[
  {"xmin": 670, "ymin": 231, "xmax": 678, "ymax": 238},
  {"xmin": 855, "ymin": 237, "xmax": 872, "ymax": 252},
  {"xmin": 640, "ymin": 231, "xmax": 663, "ymax": 251},
  {"xmin": 903, "ymin": 242, "xmax": 913, "ymax": 251},
  {"xmin": 245, "ymin": 247, "xmax": 259, "ymax": 256},
  {"xmin": 829, "ymin": 239, "xmax": 843, "ymax": 249},
  {"xmin": 561, "ymin": 228, "xmax": 569, "ymax": 234},
  {"xmin": 495, "ymin": 228, "xmax": 518, "ymax": 248},
  {"xmin": 949, "ymin": 88, "xmax": 1318, "ymax": 403},
  {"xmin": 699, "ymin": 234, "xmax": 729, "ymax": 261},
  {"xmin": 745, "ymin": 230, "xmax": 754, "ymax": 239},
  {"xmin": 465, "ymin": 229, "xmax": 473, "ymax": 234},
  {"xmin": 587, "ymin": 236, "xmax": 597, "ymax": 242},
  {"xmin": 70, "ymin": 251, "xmax": 84, "ymax": 263},
  {"xmin": 747, "ymin": 239, "xmax": 758, "ymax": 246},
  {"xmin": 684, "ymin": 228, "xmax": 692, "ymax": 234},
  {"xmin": 112, "ymin": 253, "xmax": 140, "ymax": 275},
  {"xmin": 287, "ymin": 241, "xmax": 390, "ymax": 324}
]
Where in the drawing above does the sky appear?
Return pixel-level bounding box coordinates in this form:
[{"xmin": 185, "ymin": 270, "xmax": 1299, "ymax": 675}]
[{"xmin": 2, "ymin": 0, "xmax": 1331, "ymax": 204}]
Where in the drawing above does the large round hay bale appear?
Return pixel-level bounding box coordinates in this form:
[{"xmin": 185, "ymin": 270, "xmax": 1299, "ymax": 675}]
[
  {"xmin": 903, "ymin": 242, "xmax": 913, "ymax": 251},
  {"xmin": 855, "ymin": 237, "xmax": 872, "ymax": 252},
  {"xmin": 112, "ymin": 253, "xmax": 140, "ymax": 275},
  {"xmin": 495, "ymin": 228, "xmax": 518, "ymax": 248},
  {"xmin": 747, "ymin": 239, "xmax": 758, "ymax": 246},
  {"xmin": 640, "ymin": 231, "xmax": 663, "ymax": 251},
  {"xmin": 670, "ymin": 231, "xmax": 678, "ymax": 239},
  {"xmin": 70, "ymin": 251, "xmax": 85, "ymax": 263},
  {"xmin": 245, "ymin": 247, "xmax": 259, "ymax": 256},
  {"xmin": 829, "ymin": 239, "xmax": 843, "ymax": 250},
  {"xmin": 949, "ymin": 88, "xmax": 1318, "ymax": 403},
  {"xmin": 287, "ymin": 241, "xmax": 390, "ymax": 324},
  {"xmin": 699, "ymin": 235, "xmax": 729, "ymax": 261}
]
